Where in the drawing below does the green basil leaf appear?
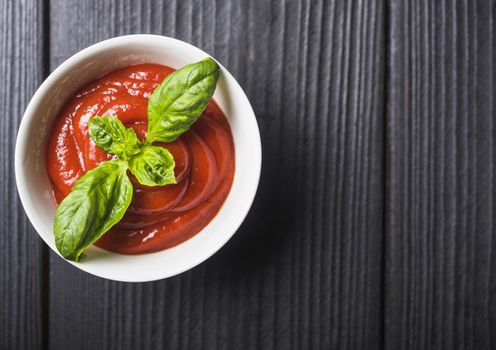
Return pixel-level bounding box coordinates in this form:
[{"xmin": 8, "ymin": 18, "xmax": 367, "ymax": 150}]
[
  {"xmin": 128, "ymin": 145, "xmax": 176, "ymax": 186},
  {"xmin": 146, "ymin": 57, "xmax": 220, "ymax": 144},
  {"xmin": 54, "ymin": 160, "xmax": 133, "ymax": 261},
  {"xmin": 88, "ymin": 116, "xmax": 141, "ymax": 160}
]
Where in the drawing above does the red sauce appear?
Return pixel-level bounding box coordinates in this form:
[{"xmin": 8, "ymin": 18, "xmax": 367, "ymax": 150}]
[{"xmin": 46, "ymin": 64, "xmax": 235, "ymax": 254}]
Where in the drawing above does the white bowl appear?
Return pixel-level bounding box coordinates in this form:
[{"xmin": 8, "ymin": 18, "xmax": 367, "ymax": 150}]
[{"xmin": 15, "ymin": 35, "xmax": 261, "ymax": 282}]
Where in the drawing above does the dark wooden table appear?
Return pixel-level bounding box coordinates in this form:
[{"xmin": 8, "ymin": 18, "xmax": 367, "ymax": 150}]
[{"xmin": 1, "ymin": 1, "xmax": 495, "ymax": 349}]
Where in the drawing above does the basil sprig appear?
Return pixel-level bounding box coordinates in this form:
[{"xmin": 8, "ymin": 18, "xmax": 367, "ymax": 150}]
[{"xmin": 54, "ymin": 58, "xmax": 220, "ymax": 261}]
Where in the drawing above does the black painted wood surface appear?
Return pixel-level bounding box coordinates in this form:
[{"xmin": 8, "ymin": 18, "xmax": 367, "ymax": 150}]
[
  {"xmin": 386, "ymin": 1, "xmax": 496, "ymax": 349},
  {"xmin": 0, "ymin": 0, "xmax": 46, "ymax": 349},
  {"xmin": 1, "ymin": 0, "xmax": 496, "ymax": 349}
]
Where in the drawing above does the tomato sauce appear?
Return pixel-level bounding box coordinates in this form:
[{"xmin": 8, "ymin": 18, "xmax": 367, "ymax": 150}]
[{"xmin": 46, "ymin": 64, "xmax": 235, "ymax": 254}]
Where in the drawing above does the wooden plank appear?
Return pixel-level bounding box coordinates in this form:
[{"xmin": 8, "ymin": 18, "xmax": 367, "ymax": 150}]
[
  {"xmin": 0, "ymin": 0, "xmax": 47, "ymax": 349},
  {"xmin": 386, "ymin": 1, "xmax": 496, "ymax": 349},
  {"xmin": 48, "ymin": 0, "xmax": 385, "ymax": 349}
]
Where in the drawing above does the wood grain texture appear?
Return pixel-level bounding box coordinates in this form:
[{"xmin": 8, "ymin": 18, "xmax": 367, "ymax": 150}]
[
  {"xmin": 386, "ymin": 1, "xmax": 496, "ymax": 349},
  {"xmin": 45, "ymin": 0, "xmax": 385, "ymax": 349},
  {"xmin": 0, "ymin": 0, "xmax": 47, "ymax": 349}
]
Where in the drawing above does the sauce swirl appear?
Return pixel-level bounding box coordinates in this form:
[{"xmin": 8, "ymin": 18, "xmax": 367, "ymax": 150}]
[{"xmin": 46, "ymin": 64, "xmax": 235, "ymax": 254}]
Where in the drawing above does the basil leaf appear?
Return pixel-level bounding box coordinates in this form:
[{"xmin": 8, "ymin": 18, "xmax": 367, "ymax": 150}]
[
  {"xmin": 128, "ymin": 145, "xmax": 176, "ymax": 186},
  {"xmin": 54, "ymin": 160, "xmax": 133, "ymax": 261},
  {"xmin": 146, "ymin": 58, "xmax": 220, "ymax": 144},
  {"xmin": 88, "ymin": 116, "xmax": 141, "ymax": 160}
]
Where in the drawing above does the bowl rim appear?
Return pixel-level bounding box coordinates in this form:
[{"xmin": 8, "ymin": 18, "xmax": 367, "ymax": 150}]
[{"xmin": 15, "ymin": 34, "xmax": 262, "ymax": 282}]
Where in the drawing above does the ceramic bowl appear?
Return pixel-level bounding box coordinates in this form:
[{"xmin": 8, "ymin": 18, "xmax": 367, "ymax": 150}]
[{"xmin": 15, "ymin": 35, "xmax": 261, "ymax": 282}]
